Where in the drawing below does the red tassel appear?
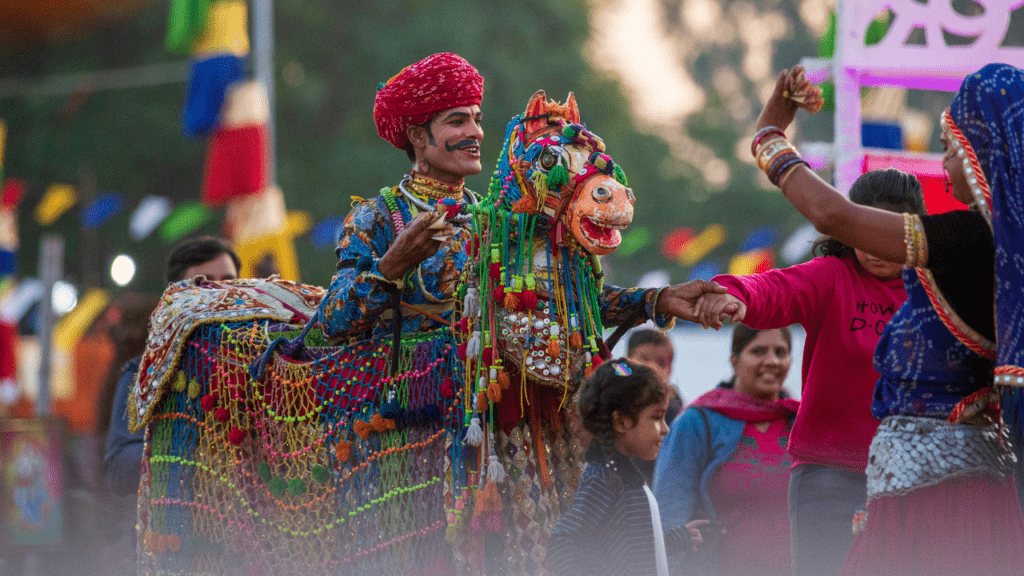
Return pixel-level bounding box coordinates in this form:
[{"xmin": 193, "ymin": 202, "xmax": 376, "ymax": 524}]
[
  {"xmin": 493, "ymin": 286, "xmax": 505, "ymax": 303},
  {"xmin": 457, "ymin": 342, "xmax": 468, "ymax": 360},
  {"xmin": 489, "ymin": 263, "xmax": 501, "ymax": 281},
  {"xmin": 520, "ymin": 289, "xmax": 538, "ymax": 310},
  {"xmin": 215, "ymin": 407, "xmax": 230, "ymax": 423}
]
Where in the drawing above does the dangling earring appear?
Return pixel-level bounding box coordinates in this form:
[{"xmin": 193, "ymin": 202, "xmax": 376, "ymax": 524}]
[{"xmin": 944, "ymin": 170, "xmax": 952, "ymax": 195}]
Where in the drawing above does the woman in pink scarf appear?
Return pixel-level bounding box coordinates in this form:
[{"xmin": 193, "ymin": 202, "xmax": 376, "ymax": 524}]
[{"xmin": 654, "ymin": 325, "xmax": 798, "ymax": 576}]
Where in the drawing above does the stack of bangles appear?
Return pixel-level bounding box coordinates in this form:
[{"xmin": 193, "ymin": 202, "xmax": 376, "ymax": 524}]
[{"xmin": 751, "ymin": 126, "xmax": 809, "ymax": 187}]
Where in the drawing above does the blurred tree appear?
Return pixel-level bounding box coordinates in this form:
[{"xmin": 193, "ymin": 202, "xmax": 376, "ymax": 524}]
[{"xmin": 2, "ymin": 0, "xmax": 948, "ymax": 294}]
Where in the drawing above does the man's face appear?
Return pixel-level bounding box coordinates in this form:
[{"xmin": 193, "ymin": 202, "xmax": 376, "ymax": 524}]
[
  {"xmin": 183, "ymin": 253, "xmax": 239, "ymax": 281},
  {"xmin": 409, "ymin": 105, "xmax": 483, "ymax": 184}
]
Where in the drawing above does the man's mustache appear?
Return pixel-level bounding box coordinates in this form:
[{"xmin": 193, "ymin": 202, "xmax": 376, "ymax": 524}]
[{"xmin": 444, "ymin": 139, "xmax": 479, "ymax": 152}]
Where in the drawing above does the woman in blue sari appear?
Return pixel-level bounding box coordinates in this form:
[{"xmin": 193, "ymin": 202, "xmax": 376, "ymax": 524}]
[{"xmin": 733, "ymin": 63, "xmax": 1024, "ymax": 576}]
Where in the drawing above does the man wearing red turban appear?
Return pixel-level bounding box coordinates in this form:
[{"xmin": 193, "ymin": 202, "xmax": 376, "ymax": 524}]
[{"xmin": 317, "ymin": 52, "xmax": 486, "ymax": 339}]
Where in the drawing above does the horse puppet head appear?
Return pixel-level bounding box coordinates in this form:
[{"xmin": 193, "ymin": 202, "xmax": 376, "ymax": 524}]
[
  {"xmin": 499, "ymin": 90, "xmax": 634, "ymax": 255},
  {"xmin": 456, "ymin": 91, "xmax": 635, "ymax": 404}
]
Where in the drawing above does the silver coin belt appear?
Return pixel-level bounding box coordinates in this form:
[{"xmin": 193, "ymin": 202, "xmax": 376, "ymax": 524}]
[{"xmin": 865, "ymin": 415, "xmax": 1016, "ymax": 501}]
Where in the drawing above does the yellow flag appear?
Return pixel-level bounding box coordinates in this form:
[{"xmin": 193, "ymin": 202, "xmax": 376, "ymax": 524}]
[
  {"xmin": 678, "ymin": 224, "xmax": 727, "ymax": 266},
  {"xmin": 728, "ymin": 249, "xmax": 775, "ymax": 276},
  {"xmin": 53, "ymin": 288, "xmax": 110, "ymax": 351},
  {"xmin": 235, "ymin": 232, "xmax": 300, "ymax": 281},
  {"xmin": 192, "ymin": 0, "xmax": 250, "ymax": 57},
  {"xmin": 35, "ymin": 184, "xmax": 77, "ymax": 226},
  {"xmin": 287, "ymin": 210, "xmax": 313, "ymax": 237}
]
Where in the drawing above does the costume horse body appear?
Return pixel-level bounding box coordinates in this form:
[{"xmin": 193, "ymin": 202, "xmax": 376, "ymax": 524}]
[{"xmin": 130, "ymin": 91, "xmax": 633, "ymax": 576}]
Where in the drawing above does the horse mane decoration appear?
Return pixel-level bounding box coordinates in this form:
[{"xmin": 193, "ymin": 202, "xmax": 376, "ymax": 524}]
[{"xmin": 129, "ymin": 91, "xmax": 632, "ymax": 576}]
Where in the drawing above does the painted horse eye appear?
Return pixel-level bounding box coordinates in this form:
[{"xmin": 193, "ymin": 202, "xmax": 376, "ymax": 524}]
[
  {"xmin": 540, "ymin": 148, "xmax": 559, "ymax": 171},
  {"xmin": 592, "ymin": 186, "xmax": 613, "ymax": 203}
]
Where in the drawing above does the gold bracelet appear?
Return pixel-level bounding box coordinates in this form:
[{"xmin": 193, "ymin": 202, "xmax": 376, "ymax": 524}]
[
  {"xmin": 903, "ymin": 213, "xmax": 916, "ymax": 268},
  {"xmin": 913, "ymin": 216, "xmax": 926, "ymax": 267}
]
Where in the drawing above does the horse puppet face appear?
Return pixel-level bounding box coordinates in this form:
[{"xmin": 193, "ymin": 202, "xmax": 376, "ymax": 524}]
[{"xmin": 503, "ymin": 90, "xmax": 634, "ymax": 255}]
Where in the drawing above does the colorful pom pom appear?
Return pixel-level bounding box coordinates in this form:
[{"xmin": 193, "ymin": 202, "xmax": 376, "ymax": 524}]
[
  {"xmin": 257, "ymin": 461, "xmax": 272, "ymax": 482},
  {"xmin": 228, "ymin": 427, "xmax": 246, "ymax": 445},
  {"xmin": 335, "ymin": 441, "xmax": 352, "ymax": 462},
  {"xmin": 353, "ymin": 419, "xmax": 371, "ymax": 439},
  {"xmin": 312, "ymin": 464, "xmax": 330, "ymax": 484},
  {"xmin": 288, "ymin": 478, "xmax": 306, "ymax": 496},
  {"xmin": 269, "ymin": 476, "xmax": 287, "ymax": 498},
  {"xmin": 200, "ymin": 394, "xmax": 217, "ymax": 411}
]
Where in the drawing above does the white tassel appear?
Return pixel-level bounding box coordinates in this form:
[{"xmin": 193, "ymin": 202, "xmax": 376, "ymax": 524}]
[
  {"xmin": 464, "ymin": 416, "xmax": 484, "ymax": 446},
  {"xmin": 466, "ymin": 331, "xmax": 482, "ymax": 358},
  {"xmin": 486, "ymin": 454, "xmax": 507, "ymax": 483},
  {"xmin": 464, "ymin": 287, "xmax": 479, "ymax": 318},
  {"xmin": 486, "ymin": 435, "xmax": 506, "ymax": 483}
]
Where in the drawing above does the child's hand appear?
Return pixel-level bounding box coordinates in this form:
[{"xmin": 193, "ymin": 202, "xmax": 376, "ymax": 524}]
[
  {"xmin": 685, "ymin": 519, "xmax": 711, "ymax": 551},
  {"xmin": 694, "ymin": 293, "xmax": 746, "ymax": 329}
]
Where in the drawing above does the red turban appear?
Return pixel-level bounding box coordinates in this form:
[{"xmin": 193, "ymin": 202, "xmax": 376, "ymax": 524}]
[{"xmin": 373, "ymin": 53, "xmax": 484, "ymax": 150}]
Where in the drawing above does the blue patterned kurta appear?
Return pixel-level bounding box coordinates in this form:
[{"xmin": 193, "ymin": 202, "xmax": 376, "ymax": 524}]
[{"xmin": 316, "ymin": 182, "xmax": 670, "ymax": 341}]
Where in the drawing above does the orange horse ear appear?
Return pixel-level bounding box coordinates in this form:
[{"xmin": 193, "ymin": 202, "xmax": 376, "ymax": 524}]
[
  {"xmin": 564, "ymin": 93, "xmax": 580, "ymax": 124},
  {"xmin": 523, "ymin": 90, "xmax": 549, "ymax": 135}
]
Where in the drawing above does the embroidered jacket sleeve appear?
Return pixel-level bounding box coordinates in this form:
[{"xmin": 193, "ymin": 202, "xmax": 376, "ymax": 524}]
[
  {"xmin": 317, "ymin": 198, "xmax": 399, "ymax": 338},
  {"xmin": 600, "ymin": 285, "xmax": 675, "ymax": 329}
]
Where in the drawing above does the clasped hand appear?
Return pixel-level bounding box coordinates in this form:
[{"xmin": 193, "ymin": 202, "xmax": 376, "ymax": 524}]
[{"xmin": 656, "ymin": 280, "xmax": 742, "ymax": 330}]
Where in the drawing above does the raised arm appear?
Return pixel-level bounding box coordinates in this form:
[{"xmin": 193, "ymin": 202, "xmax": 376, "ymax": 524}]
[{"xmin": 755, "ymin": 67, "xmax": 922, "ymax": 266}]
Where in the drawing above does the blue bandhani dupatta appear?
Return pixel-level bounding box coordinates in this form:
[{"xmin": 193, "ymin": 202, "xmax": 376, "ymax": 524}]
[{"xmin": 947, "ymin": 64, "xmax": 1024, "ymax": 383}]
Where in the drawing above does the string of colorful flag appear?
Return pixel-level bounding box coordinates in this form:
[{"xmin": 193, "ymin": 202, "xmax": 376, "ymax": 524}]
[
  {"xmin": 11, "ymin": 174, "xmax": 823, "ymax": 280},
  {"xmin": 619, "ymin": 222, "xmax": 823, "ymax": 280}
]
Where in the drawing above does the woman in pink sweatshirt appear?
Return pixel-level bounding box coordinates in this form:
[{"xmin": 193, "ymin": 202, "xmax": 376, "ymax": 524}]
[{"xmin": 695, "ymin": 168, "xmax": 924, "ymax": 576}]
